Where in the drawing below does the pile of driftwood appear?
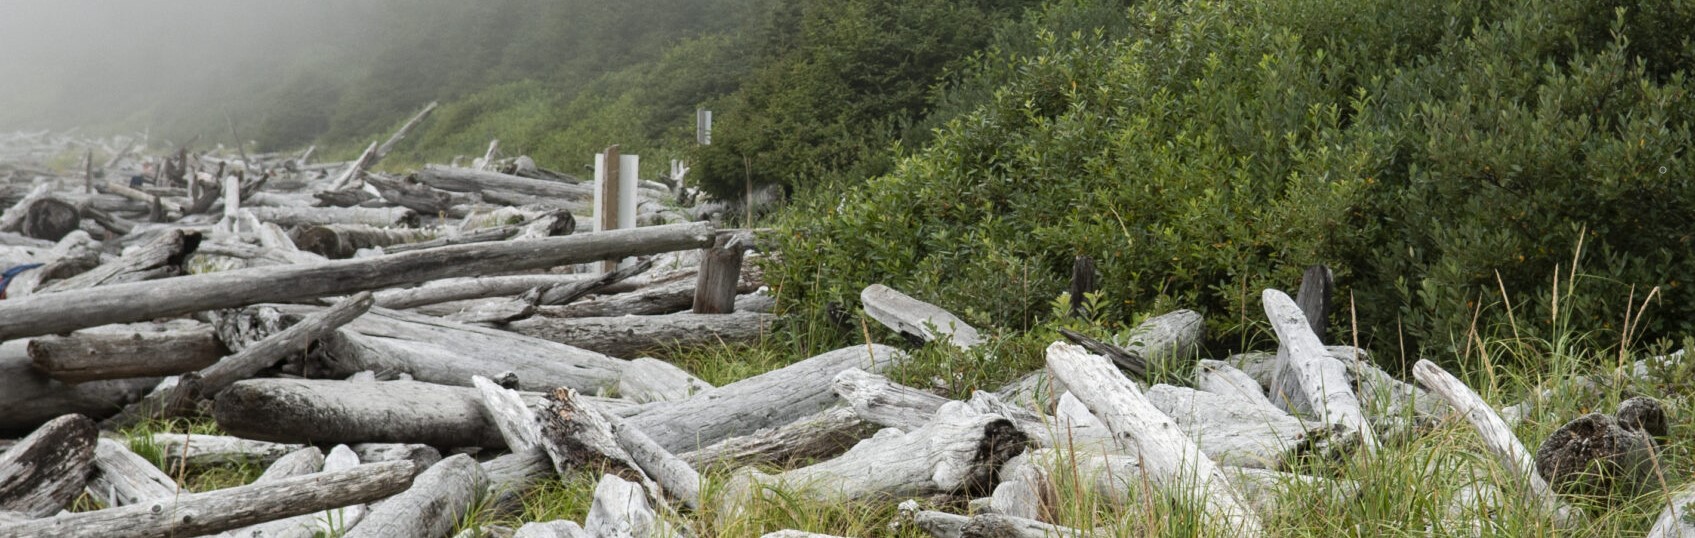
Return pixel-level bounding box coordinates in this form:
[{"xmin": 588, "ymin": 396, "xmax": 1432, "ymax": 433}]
[{"xmin": 2, "ymin": 125, "xmax": 1691, "ymax": 537}]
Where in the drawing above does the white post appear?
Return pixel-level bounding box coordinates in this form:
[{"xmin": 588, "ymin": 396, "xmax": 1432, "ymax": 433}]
[
  {"xmin": 222, "ymin": 175, "xmax": 241, "ymax": 235},
  {"xmin": 593, "ymin": 147, "xmax": 639, "ymax": 272}
]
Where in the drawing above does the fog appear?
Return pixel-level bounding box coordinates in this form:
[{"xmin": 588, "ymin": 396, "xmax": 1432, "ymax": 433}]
[{"xmin": 0, "ymin": 1, "xmax": 382, "ymax": 131}]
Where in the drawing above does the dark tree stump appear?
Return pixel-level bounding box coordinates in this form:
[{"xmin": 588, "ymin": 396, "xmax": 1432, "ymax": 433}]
[
  {"xmin": 1615, "ymin": 396, "xmax": 1667, "ymax": 440},
  {"xmin": 21, "ymin": 198, "xmax": 80, "ymax": 241},
  {"xmin": 1534, "ymin": 412, "xmax": 1654, "ymax": 499}
]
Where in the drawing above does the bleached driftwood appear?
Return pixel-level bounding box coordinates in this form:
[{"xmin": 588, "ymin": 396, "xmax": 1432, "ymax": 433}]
[
  {"xmin": 86, "ymin": 438, "xmax": 179, "ymax": 508},
  {"xmin": 374, "ymin": 274, "xmax": 591, "ymax": 310},
  {"xmin": 1058, "ymin": 310, "xmax": 1203, "ymax": 379},
  {"xmin": 538, "ymin": 388, "xmax": 646, "ymax": 483},
  {"xmin": 996, "ymin": 449, "xmax": 1345, "ymax": 522},
  {"xmin": 508, "ymin": 311, "xmax": 774, "ymax": 357},
  {"xmin": 246, "ymin": 206, "xmax": 418, "ymax": 228},
  {"xmin": 1263, "ymin": 289, "xmax": 1377, "ymax": 452},
  {"xmin": 831, "ymin": 367, "xmax": 949, "ymax": 431},
  {"xmin": 1045, "ymin": 342, "xmax": 1263, "ymax": 535},
  {"xmin": 27, "ymin": 325, "xmax": 223, "ymax": 383},
  {"xmin": 680, "ymin": 407, "xmax": 876, "ymax": 467},
  {"xmin": 515, "ymin": 520, "xmax": 590, "ymax": 538},
  {"xmin": 292, "ymin": 223, "xmax": 434, "ymax": 259},
  {"xmin": 222, "ymin": 304, "xmax": 627, "ymax": 392},
  {"xmin": 254, "ymin": 447, "xmax": 326, "ymax": 482},
  {"xmin": 415, "ymin": 165, "xmax": 595, "ymax": 201},
  {"xmin": 214, "ymin": 379, "xmax": 505, "ymax": 448},
  {"xmin": 1648, "ymin": 483, "xmax": 1695, "ymax": 538},
  {"xmin": 0, "ymin": 222, "xmax": 715, "ymax": 341},
  {"xmin": 618, "ymin": 358, "xmax": 712, "ymax": 403},
  {"xmin": 722, "ymin": 402, "xmax": 1028, "ymax": 515},
  {"xmin": 344, "ymin": 455, "xmax": 485, "ymax": 538},
  {"xmin": 0, "ymin": 415, "xmax": 96, "ymax": 517},
  {"xmin": 539, "ymin": 269, "xmax": 760, "ymax": 318},
  {"xmin": 1411, "ymin": 359, "xmax": 1583, "ymax": 528},
  {"xmin": 352, "ymin": 444, "xmax": 442, "ymax": 467},
  {"xmin": 147, "ymin": 432, "xmax": 305, "ymax": 469},
  {"xmin": 584, "ymin": 474, "xmax": 663, "ymax": 538},
  {"xmin": 1194, "ymin": 359, "xmax": 1276, "ymax": 409},
  {"xmin": 105, "ymin": 292, "xmax": 374, "ymax": 428},
  {"xmin": 0, "ymin": 461, "xmax": 416, "ymax": 538},
  {"xmin": 34, "ymin": 228, "xmax": 199, "ymax": 293},
  {"xmin": 606, "ymin": 411, "xmax": 702, "ymax": 510},
  {"xmin": 861, "ymin": 284, "xmax": 982, "ymax": 349},
  {"xmin": 224, "ymin": 446, "xmax": 330, "ymax": 538},
  {"xmin": 628, "ymin": 344, "xmax": 905, "ymax": 452},
  {"xmin": 1145, "ymin": 384, "xmax": 1338, "ymax": 468},
  {"xmin": 900, "ymin": 499, "xmax": 1096, "ymax": 538},
  {"xmin": 474, "ymin": 375, "xmax": 545, "ymax": 453}
]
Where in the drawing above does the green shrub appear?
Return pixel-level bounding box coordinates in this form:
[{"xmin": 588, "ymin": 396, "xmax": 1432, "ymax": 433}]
[{"xmin": 771, "ymin": 0, "xmax": 1695, "ymax": 365}]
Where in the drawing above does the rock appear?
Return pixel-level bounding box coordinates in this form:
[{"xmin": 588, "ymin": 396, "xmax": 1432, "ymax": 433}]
[{"xmin": 1534, "ymin": 413, "xmax": 1654, "ymax": 499}]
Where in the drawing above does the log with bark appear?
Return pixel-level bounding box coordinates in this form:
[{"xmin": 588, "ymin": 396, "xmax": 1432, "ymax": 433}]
[
  {"xmin": 506, "ymin": 311, "xmax": 775, "ymax": 357},
  {"xmin": 0, "ymin": 221, "xmax": 716, "ymax": 341},
  {"xmin": 28, "ymin": 325, "xmax": 224, "ymax": 384},
  {"xmin": 0, "ymin": 460, "xmax": 417, "ymax": 538},
  {"xmin": 721, "ymin": 401, "xmax": 1027, "ymax": 516},
  {"xmin": 0, "ymin": 415, "xmax": 96, "ymax": 517},
  {"xmin": 627, "ymin": 344, "xmax": 905, "ymax": 452}
]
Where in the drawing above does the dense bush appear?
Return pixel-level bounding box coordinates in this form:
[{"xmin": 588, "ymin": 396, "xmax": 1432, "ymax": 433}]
[{"xmin": 772, "ymin": 0, "xmax": 1695, "ymax": 363}]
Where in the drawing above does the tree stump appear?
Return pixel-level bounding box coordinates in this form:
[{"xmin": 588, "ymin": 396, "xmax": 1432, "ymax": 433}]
[
  {"xmin": 21, "ymin": 198, "xmax": 79, "ymax": 241},
  {"xmin": 1534, "ymin": 412, "xmax": 1655, "ymax": 499}
]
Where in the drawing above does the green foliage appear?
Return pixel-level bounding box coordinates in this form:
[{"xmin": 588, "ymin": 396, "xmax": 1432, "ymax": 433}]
[{"xmin": 773, "ymin": 0, "xmax": 1695, "ymax": 361}]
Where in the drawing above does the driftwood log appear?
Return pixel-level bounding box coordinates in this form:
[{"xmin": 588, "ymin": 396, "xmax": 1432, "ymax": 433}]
[
  {"xmin": 1145, "ymin": 383, "xmax": 1337, "ymax": 468},
  {"xmin": 1046, "ymin": 342, "xmax": 1263, "ymax": 535},
  {"xmin": 0, "ymin": 415, "xmax": 96, "ymax": 517},
  {"xmin": 214, "ymin": 378, "xmax": 506, "ymax": 448},
  {"xmin": 86, "ymin": 438, "xmax": 179, "ymax": 508},
  {"xmin": 0, "ymin": 461, "xmax": 416, "ymax": 538},
  {"xmin": 148, "ymin": 433, "xmax": 305, "ymax": 470},
  {"xmin": 415, "ymin": 165, "xmax": 594, "ymax": 201},
  {"xmin": 861, "ymin": 284, "xmax": 982, "ymax": 349},
  {"xmin": 722, "ymin": 401, "xmax": 1027, "ymax": 516},
  {"xmin": 35, "ymin": 228, "xmax": 200, "ymax": 293},
  {"xmin": 618, "ymin": 357, "xmax": 712, "ymax": 403},
  {"xmin": 28, "ymin": 325, "xmax": 223, "ymax": 383},
  {"xmin": 292, "ymin": 224, "xmax": 435, "ymax": 259},
  {"xmin": 628, "ymin": 344, "xmax": 905, "ymax": 452},
  {"xmin": 0, "ymin": 340, "xmax": 157, "ymax": 432},
  {"xmin": 1263, "ymin": 289, "xmax": 1377, "ymax": 452},
  {"xmin": 0, "ymin": 221, "xmax": 715, "ymax": 341},
  {"xmin": 507, "ymin": 311, "xmax": 774, "ymax": 357},
  {"xmin": 680, "ymin": 406, "xmax": 876, "ymax": 467},
  {"xmin": 373, "ymin": 274, "xmax": 592, "ymax": 310},
  {"xmin": 345, "ymin": 455, "xmax": 485, "ymax": 538},
  {"xmin": 584, "ymin": 474, "xmax": 664, "ymax": 538}
]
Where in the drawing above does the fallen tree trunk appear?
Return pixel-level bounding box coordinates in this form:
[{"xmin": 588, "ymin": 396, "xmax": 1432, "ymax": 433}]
[
  {"xmin": 628, "ymin": 344, "xmax": 905, "ymax": 452},
  {"xmin": 606, "ymin": 412, "xmax": 702, "ymax": 509},
  {"xmin": 374, "ymin": 274, "xmax": 592, "ymax": 310},
  {"xmin": 861, "ymin": 284, "xmax": 982, "ymax": 349},
  {"xmin": 0, "ymin": 221, "xmax": 716, "ymax": 342},
  {"xmin": 1263, "ymin": 289, "xmax": 1377, "ymax": 452},
  {"xmin": 214, "ymin": 379, "xmax": 507, "ymax": 448},
  {"xmin": 1046, "ymin": 342, "xmax": 1263, "ymax": 535},
  {"xmin": 506, "ymin": 311, "xmax": 775, "ymax": 357},
  {"xmin": 0, "ymin": 340, "xmax": 157, "ymax": 432},
  {"xmin": 292, "ymin": 224, "xmax": 435, "ymax": 259},
  {"xmin": 722, "ymin": 401, "xmax": 1027, "ymax": 516},
  {"xmin": 0, "ymin": 414, "xmax": 96, "ymax": 517},
  {"xmin": 28, "ymin": 325, "xmax": 224, "ymax": 383},
  {"xmin": 86, "ymin": 438, "xmax": 179, "ymax": 508},
  {"xmin": 832, "ymin": 367, "xmax": 950, "ymax": 431},
  {"xmin": 0, "ymin": 460, "xmax": 417, "ymax": 538},
  {"xmin": 1412, "ymin": 359, "xmax": 1584, "ymax": 529},
  {"xmin": 680, "ymin": 406, "xmax": 876, "ymax": 468},
  {"xmin": 415, "ymin": 165, "xmax": 595, "ymax": 201},
  {"xmin": 345, "ymin": 455, "xmax": 484, "ymax": 538}
]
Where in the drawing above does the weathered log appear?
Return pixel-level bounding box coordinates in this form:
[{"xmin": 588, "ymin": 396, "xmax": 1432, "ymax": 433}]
[
  {"xmin": 352, "ymin": 444, "xmax": 442, "ymax": 467},
  {"xmin": 345, "ymin": 455, "xmax": 484, "ymax": 538},
  {"xmin": 1058, "ymin": 310, "xmax": 1204, "ymax": 379},
  {"xmin": 375, "ymin": 274, "xmax": 593, "ymax": 310},
  {"xmin": 1045, "ymin": 342, "xmax": 1263, "ymax": 535},
  {"xmin": 214, "ymin": 379, "xmax": 505, "ymax": 448},
  {"xmin": 474, "ymin": 375, "xmax": 546, "ymax": 454},
  {"xmin": 1145, "ymin": 384, "xmax": 1338, "ymax": 468},
  {"xmin": 148, "ymin": 433, "xmax": 305, "ymax": 470},
  {"xmin": 722, "ymin": 402, "xmax": 1027, "ymax": 516},
  {"xmin": 225, "ymin": 305, "xmax": 628, "ymax": 392},
  {"xmin": 1194, "ymin": 359, "xmax": 1276, "ymax": 409},
  {"xmin": 381, "ymin": 224, "xmax": 521, "ymax": 254},
  {"xmin": 0, "ymin": 184, "xmax": 50, "ymax": 233},
  {"xmin": 861, "ymin": 284, "xmax": 982, "ymax": 349},
  {"xmin": 482, "ymin": 449, "xmax": 551, "ymax": 510},
  {"xmin": 0, "ymin": 414, "xmax": 96, "ymax": 517},
  {"xmin": 328, "ymin": 142, "xmax": 379, "ymax": 192},
  {"xmin": 100, "ymin": 180, "xmax": 184, "ymax": 215},
  {"xmin": 628, "ymin": 344, "xmax": 905, "ymax": 452},
  {"xmin": 617, "ymin": 357, "xmax": 712, "ymax": 403},
  {"xmin": 692, "ymin": 236, "xmax": 744, "ymax": 314},
  {"xmin": 20, "ymin": 197, "xmax": 80, "ymax": 241},
  {"xmin": 584, "ymin": 474, "xmax": 663, "ymax": 538},
  {"xmin": 538, "ymin": 257, "xmax": 653, "ymax": 306},
  {"xmin": 224, "ymin": 447, "xmax": 329, "ymax": 538},
  {"xmin": 375, "ymin": 102, "xmax": 437, "ymax": 161},
  {"xmin": 0, "ymin": 460, "xmax": 416, "ymax": 538},
  {"xmin": 246, "ymin": 206, "xmax": 418, "ymax": 228},
  {"xmin": 606, "ymin": 412, "xmax": 702, "ymax": 510},
  {"xmin": 254, "ymin": 447, "xmax": 326, "ymax": 482},
  {"xmin": 998, "ymin": 449, "xmax": 1347, "ymax": 522},
  {"xmin": 680, "ymin": 407, "xmax": 876, "ymax": 468},
  {"xmin": 86, "ymin": 438, "xmax": 179, "ymax": 508},
  {"xmin": 515, "ymin": 520, "xmax": 590, "ymax": 538},
  {"xmin": 292, "ymin": 224, "xmax": 434, "ymax": 259},
  {"xmin": 442, "ymin": 292, "xmax": 538, "ymax": 324},
  {"xmin": 507, "ymin": 311, "xmax": 775, "ymax": 357},
  {"xmin": 1534, "ymin": 412, "xmax": 1655, "ymax": 498},
  {"xmin": 1411, "ymin": 359, "xmax": 1584, "ymax": 528},
  {"xmin": 1294, "ymin": 265, "xmax": 1333, "ymax": 342},
  {"xmin": 832, "ymin": 367, "xmax": 949, "ymax": 431},
  {"xmin": 1263, "ymin": 289, "xmax": 1377, "ymax": 452},
  {"xmin": 365, "ymin": 174, "xmax": 479, "ymax": 216},
  {"xmin": 539, "ymin": 387, "xmax": 646, "ymax": 486},
  {"xmin": 36, "ymin": 229, "xmax": 199, "ymax": 294},
  {"xmin": 1648, "ymin": 483, "xmax": 1695, "ymax": 538},
  {"xmin": 0, "ymin": 341, "xmax": 156, "ymax": 432},
  {"xmin": 28, "ymin": 325, "xmax": 223, "ymax": 384},
  {"xmin": 416, "ymin": 165, "xmax": 595, "ymax": 201},
  {"xmin": 103, "ymin": 293, "xmax": 374, "ymax": 429},
  {"xmin": 0, "ymin": 221, "xmax": 716, "ymax": 341},
  {"xmin": 538, "ymin": 279, "xmax": 699, "ymax": 318}
]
